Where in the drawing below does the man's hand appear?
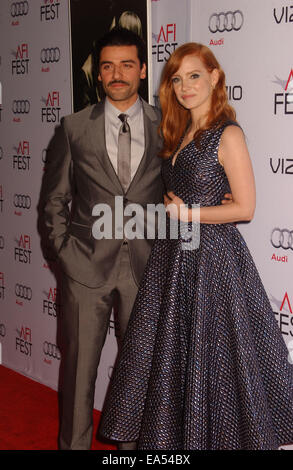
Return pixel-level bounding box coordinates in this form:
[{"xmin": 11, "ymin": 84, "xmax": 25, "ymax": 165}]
[{"xmin": 221, "ymin": 193, "xmax": 233, "ymax": 205}]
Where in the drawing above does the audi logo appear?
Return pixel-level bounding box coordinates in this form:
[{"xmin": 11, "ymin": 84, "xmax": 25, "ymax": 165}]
[
  {"xmin": 40, "ymin": 47, "xmax": 61, "ymax": 64},
  {"xmin": 11, "ymin": 1, "xmax": 29, "ymax": 17},
  {"xmin": 43, "ymin": 341, "xmax": 61, "ymax": 360},
  {"xmin": 271, "ymin": 228, "xmax": 293, "ymax": 251},
  {"xmin": 0, "ymin": 323, "xmax": 6, "ymax": 337},
  {"xmin": 209, "ymin": 10, "xmax": 244, "ymax": 33},
  {"xmin": 12, "ymin": 100, "xmax": 30, "ymax": 114},
  {"xmin": 15, "ymin": 283, "xmax": 32, "ymax": 300},
  {"xmin": 13, "ymin": 194, "xmax": 31, "ymax": 209}
]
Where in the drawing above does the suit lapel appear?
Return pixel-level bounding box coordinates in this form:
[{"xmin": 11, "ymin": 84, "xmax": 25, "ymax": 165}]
[
  {"xmin": 126, "ymin": 99, "xmax": 160, "ymax": 194},
  {"xmin": 89, "ymin": 102, "xmax": 123, "ymax": 194}
]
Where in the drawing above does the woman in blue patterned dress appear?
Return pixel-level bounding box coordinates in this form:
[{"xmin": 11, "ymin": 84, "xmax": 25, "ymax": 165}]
[{"xmin": 100, "ymin": 43, "xmax": 293, "ymax": 450}]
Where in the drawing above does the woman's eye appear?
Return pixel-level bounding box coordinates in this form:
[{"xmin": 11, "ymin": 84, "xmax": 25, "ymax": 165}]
[
  {"xmin": 191, "ymin": 74, "xmax": 199, "ymax": 79},
  {"xmin": 171, "ymin": 77, "xmax": 180, "ymax": 84}
]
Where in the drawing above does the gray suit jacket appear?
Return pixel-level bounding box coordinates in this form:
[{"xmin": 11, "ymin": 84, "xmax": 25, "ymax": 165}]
[{"xmin": 43, "ymin": 99, "xmax": 164, "ymax": 288}]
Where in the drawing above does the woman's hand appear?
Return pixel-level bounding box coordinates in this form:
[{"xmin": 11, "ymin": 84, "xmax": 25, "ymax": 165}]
[{"xmin": 221, "ymin": 193, "xmax": 233, "ymax": 204}]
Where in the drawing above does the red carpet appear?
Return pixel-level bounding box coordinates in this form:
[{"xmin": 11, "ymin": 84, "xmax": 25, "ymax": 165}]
[{"xmin": 0, "ymin": 365, "xmax": 116, "ymax": 450}]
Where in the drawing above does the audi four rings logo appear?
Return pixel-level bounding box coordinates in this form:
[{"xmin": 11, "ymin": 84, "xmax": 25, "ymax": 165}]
[
  {"xmin": 13, "ymin": 194, "xmax": 31, "ymax": 209},
  {"xmin": 271, "ymin": 228, "xmax": 293, "ymax": 250},
  {"xmin": 209, "ymin": 10, "xmax": 244, "ymax": 33},
  {"xmin": 11, "ymin": 1, "xmax": 29, "ymax": 17},
  {"xmin": 40, "ymin": 48, "xmax": 61, "ymax": 64},
  {"xmin": 15, "ymin": 283, "xmax": 32, "ymax": 300},
  {"xmin": 43, "ymin": 341, "xmax": 61, "ymax": 360},
  {"xmin": 12, "ymin": 100, "xmax": 30, "ymax": 114}
]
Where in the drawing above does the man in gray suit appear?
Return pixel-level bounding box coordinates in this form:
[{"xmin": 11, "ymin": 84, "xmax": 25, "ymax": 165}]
[{"xmin": 42, "ymin": 28, "xmax": 163, "ymax": 450}]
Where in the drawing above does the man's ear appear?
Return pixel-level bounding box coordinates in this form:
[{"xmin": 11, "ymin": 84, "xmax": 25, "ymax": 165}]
[
  {"xmin": 140, "ymin": 63, "xmax": 147, "ymax": 80},
  {"xmin": 98, "ymin": 73, "xmax": 102, "ymax": 82}
]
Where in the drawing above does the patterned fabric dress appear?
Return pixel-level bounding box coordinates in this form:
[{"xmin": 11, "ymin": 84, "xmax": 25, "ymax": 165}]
[{"xmin": 100, "ymin": 122, "xmax": 293, "ymax": 450}]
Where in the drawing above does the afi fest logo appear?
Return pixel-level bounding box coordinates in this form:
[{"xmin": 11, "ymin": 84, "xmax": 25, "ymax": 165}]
[
  {"xmin": 15, "ymin": 326, "xmax": 32, "ymax": 356},
  {"xmin": 272, "ymin": 292, "xmax": 293, "ymax": 338},
  {"xmin": 40, "ymin": 0, "xmax": 60, "ymax": 22},
  {"xmin": 151, "ymin": 23, "xmax": 177, "ymax": 107},
  {"xmin": 273, "ymin": 69, "xmax": 293, "ymax": 114},
  {"xmin": 11, "ymin": 43, "xmax": 29, "ymax": 75},
  {"xmin": 152, "ymin": 23, "xmax": 178, "ymax": 63},
  {"xmin": 41, "ymin": 91, "xmax": 60, "ymax": 123},
  {"xmin": 14, "ymin": 234, "xmax": 32, "ymax": 264},
  {"xmin": 273, "ymin": 5, "xmax": 293, "ymax": 24},
  {"xmin": 43, "ymin": 287, "xmax": 61, "ymax": 318},
  {"xmin": 13, "ymin": 140, "xmax": 31, "ymax": 171}
]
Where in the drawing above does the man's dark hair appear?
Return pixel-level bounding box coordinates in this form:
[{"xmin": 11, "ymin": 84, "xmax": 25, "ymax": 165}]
[{"xmin": 95, "ymin": 27, "xmax": 147, "ymax": 69}]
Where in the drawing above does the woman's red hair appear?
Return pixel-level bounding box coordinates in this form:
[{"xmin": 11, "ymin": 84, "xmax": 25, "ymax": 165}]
[{"xmin": 158, "ymin": 42, "xmax": 236, "ymax": 159}]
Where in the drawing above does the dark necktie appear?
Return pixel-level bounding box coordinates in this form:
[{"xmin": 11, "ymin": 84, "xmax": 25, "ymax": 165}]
[{"xmin": 117, "ymin": 113, "xmax": 131, "ymax": 192}]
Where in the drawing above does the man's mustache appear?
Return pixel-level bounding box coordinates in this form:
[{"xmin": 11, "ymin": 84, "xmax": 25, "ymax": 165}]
[{"xmin": 108, "ymin": 80, "xmax": 129, "ymax": 86}]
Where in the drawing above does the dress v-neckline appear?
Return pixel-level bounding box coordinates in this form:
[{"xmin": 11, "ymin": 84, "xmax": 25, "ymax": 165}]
[{"xmin": 171, "ymin": 138, "xmax": 194, "ymax": 168}]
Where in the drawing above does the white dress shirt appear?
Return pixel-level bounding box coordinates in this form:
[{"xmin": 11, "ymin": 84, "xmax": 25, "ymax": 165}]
[{"xmin": 104, "ymin": 96, "xmax": 145, "ymax": 181}]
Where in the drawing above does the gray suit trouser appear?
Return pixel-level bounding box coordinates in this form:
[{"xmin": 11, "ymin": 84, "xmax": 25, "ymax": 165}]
[{"xmin": 58, "ymin": 243, "xmax": 138, "ymax": 450}]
